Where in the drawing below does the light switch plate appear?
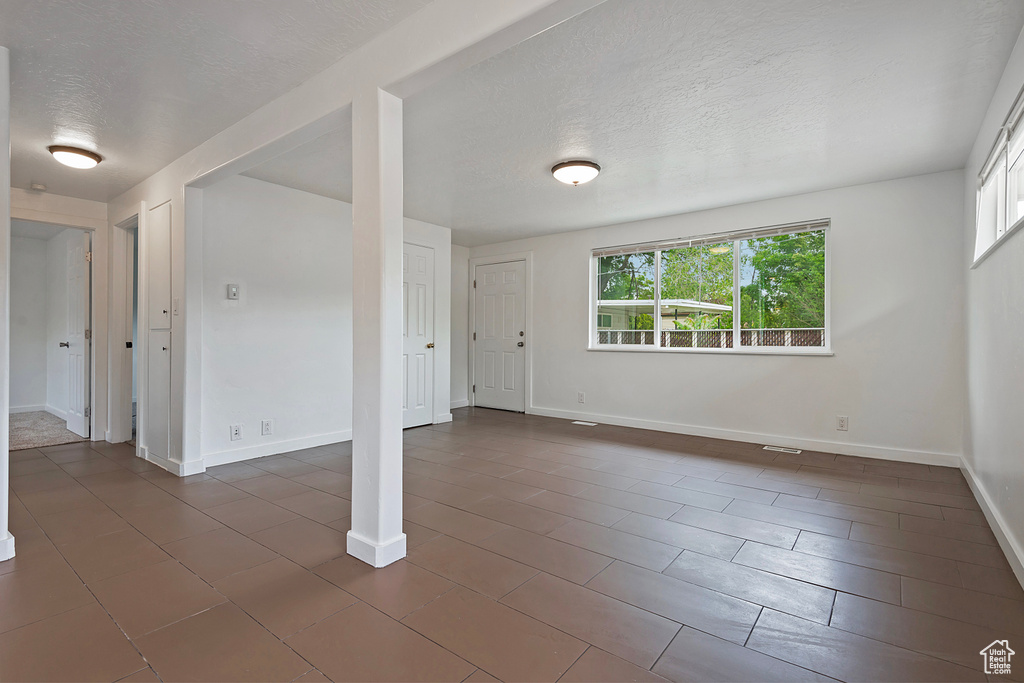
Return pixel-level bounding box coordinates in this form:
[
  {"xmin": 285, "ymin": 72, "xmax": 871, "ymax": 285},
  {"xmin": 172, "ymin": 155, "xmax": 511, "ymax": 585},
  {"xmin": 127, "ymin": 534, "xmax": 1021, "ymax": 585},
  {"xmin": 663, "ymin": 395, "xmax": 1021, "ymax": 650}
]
[{"xmin": 227, "ymin": 284, "xmax": 239, "ymax": 300}]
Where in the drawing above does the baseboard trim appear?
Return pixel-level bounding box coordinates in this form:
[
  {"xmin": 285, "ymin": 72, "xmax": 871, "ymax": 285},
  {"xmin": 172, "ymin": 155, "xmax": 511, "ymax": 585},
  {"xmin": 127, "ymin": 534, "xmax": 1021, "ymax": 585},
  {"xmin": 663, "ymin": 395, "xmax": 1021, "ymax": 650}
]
[
  {"xmin": 203, "ymin": 430, "xmax": 353, "ymax": 468},
  {"xmin": 528, "ymin": 405, "xmax": 961, "ymax": 468},
  {"xmin": 179, "ymin": 459, "xmax": 207, "ymax": 476},
  {"xmin": 141, "ymin": 448, "xmax": 182, "ymax": 476},
  {"xmin": 346, "ymin": 530, "xmax": 406, "ymax": 568},
  {"xmin": 450, "ymin": 399, "xmax": 470, "ymax": 409},
  {"xmin": 140, "ymin": 447, "xmax": 207, "ymax": 477},
  {"xmin": 147, "ymin": 450, "xmax": 181, "ymax": 475},
  {"xmin": 0, "ymin": 532, "xmax": 15, "ymax": 563},
  {"xmin": 10, "ymin": 405, "xmax": 46, "ymax": 414},
  {"xmin": 960, "ymin": 457, "xmax": 1024, "ymax": 590},
  {"xmin": 44, "ymin": 405, "xmax": 68, "ymax": 421},
  {"xmin": 434, "ymin": 413, "xmax": 454, "ymax": 424}
]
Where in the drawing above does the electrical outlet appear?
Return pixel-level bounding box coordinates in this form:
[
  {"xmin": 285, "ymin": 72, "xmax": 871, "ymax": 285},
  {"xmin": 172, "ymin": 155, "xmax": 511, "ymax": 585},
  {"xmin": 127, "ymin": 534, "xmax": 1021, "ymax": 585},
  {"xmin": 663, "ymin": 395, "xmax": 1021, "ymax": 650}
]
[
  {"xmin": 230, "ymin": 424, "xmax": 242, "ymax": 441},
  {"xmin": 836, "ymin": 415, "xmax": 849, "ymax": 432},
  {"xmin": 577, "ymin": 391, "xmax": 585, "ymax": 404},
  {"xmin": 261, "ymin": 419, "xmax": 273, "ymax": 436}
]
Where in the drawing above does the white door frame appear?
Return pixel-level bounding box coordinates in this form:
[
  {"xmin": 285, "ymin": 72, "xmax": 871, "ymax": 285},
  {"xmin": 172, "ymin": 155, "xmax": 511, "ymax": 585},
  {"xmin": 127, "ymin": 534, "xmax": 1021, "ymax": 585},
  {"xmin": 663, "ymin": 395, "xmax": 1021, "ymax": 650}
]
[
  {"xmin": 468, "ymin": 251, "xmax": 533, "ymax": 413},
  {"xmin": 109, "ymin": 211, "xmax": 143, "ymax": 446}
]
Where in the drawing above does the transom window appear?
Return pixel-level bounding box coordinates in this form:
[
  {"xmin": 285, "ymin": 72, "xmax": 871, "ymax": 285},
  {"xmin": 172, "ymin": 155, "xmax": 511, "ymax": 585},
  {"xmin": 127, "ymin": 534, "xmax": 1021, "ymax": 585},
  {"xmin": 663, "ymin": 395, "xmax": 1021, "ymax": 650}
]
[
  {"xmin": 975, "ymin": 83, "xmax": 1024, "ymax": 263},
  {"xmin": 592, "ymin": 221, "xmax": 829, "ymax": 353}
]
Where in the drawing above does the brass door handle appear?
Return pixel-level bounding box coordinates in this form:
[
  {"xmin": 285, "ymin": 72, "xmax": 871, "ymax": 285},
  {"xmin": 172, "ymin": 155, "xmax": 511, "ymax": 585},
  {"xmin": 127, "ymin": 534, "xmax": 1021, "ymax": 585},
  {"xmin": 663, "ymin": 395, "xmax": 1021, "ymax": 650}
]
[
  {"xmin": 426, "ymin": 343, "xmax": 435, "ymax": 349},
  {"xmin": 59, "ymin": 342, "xmax": 70, "ymax": 348}
]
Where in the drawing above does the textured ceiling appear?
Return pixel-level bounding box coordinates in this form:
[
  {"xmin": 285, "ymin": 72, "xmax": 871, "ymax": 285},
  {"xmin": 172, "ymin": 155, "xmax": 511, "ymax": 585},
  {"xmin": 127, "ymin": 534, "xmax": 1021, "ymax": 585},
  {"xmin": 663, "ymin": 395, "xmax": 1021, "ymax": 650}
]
[
  {"xmin": 245, "ymin": 0, "xmax": 1024, "ymax": 246},
  {"xmin": 0, "ymin": 0, "xmax": 429, "ymax": 201}
]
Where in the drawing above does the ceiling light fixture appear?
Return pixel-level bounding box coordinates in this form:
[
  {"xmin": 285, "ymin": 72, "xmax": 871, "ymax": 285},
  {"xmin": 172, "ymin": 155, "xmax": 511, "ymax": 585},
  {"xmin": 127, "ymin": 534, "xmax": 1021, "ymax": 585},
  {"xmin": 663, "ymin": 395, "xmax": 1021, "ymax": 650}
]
[
  {"xmin": 552, "ymin": 160, "xmax": 600, "ymax": 186},
  {"xmin": 48, "ymin": 145, "xmax": 102, "ymax": 169}
]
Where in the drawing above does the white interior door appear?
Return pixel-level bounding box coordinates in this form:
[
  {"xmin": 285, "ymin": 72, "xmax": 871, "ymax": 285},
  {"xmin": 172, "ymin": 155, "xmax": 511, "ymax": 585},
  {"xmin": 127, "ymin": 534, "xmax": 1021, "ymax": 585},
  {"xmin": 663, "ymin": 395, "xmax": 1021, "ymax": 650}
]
[
  {"xmin": 474, "ymin": 261, "xmax": 526, "ymax": 412},
  {"xmin": 66, "ymin": 232, "xmax": 91, "ymax": 437},
  {"xmin": 403, "ymin": 243, "xmax": 434, "ymax": 428}
]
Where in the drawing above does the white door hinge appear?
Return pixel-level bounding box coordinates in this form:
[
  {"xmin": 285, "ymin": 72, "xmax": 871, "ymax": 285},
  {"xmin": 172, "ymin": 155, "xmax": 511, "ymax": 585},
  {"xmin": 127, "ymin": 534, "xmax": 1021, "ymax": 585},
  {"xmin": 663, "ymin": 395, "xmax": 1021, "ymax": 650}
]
[
  {"xmin": 85, "ymin": 251, "xmax": 93, "ymax": 262},
  {"xmin": 472, "ymin": 385, "xmax": 476, "ymax": 393},
  {"xmin": 473, "ymin": 332, "xmax": 477, "ymax": 341},
  {"xmin": 473, "ymin": 279, "xmax": 476, "ymax": 288},
  {"xmin": 85, "ymin": 329, "xmax": 92, "ymax": 340},
  {"xmin": 84, "ymin": 406, "xmax": 91, "ymax": 418}
]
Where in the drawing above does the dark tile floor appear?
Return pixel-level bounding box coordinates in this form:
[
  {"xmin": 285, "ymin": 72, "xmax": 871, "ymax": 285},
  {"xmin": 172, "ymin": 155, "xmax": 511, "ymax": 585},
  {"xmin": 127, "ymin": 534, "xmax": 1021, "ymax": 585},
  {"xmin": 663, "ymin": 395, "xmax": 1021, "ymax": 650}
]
[{"xmin": 2, "ymin": 407, "xmax": 1022, "ymax": 682}]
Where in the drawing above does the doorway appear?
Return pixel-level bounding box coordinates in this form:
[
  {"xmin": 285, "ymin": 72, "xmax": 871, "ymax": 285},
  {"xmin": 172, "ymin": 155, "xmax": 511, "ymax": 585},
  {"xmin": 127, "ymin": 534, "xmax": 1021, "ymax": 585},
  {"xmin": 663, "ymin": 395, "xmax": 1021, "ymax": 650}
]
[
  {"xmin": 126, "ymin": 224, "xmax": 139, "ymax": 445},
  {"xmin": 472, "ymin": 259, "xmax": 527, "ymax": 412},
  {"xmin": 9, "ymin": 219, "xmax": 93, "ymax": 449},
  {"xmin": 110, "ymin": 215, "xmax": 140, "ymax": 447}
]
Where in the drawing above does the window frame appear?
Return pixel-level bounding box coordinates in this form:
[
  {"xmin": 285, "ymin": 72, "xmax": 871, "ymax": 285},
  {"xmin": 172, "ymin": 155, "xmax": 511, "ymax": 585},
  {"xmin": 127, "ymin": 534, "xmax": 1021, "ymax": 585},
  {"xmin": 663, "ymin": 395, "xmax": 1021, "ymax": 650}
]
[
  {"xmin": 974, "ymin": 83, "xmax": 1024, "ymax": 267},
  {"xmin": 589, "ymin": 220, "xmax": 832, "ymax": 356}
]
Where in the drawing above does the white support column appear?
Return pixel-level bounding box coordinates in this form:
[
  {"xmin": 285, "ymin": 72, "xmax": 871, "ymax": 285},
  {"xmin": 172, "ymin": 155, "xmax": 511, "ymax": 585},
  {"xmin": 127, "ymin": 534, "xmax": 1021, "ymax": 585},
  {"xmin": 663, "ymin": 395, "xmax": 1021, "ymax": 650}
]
[
  {"xmin": 0, "ymin": 46, "xmax": 15, "ymax": 562},
  {"xmin": 347, "ymin": 86, "xmax": 406, "ymax": 568}
]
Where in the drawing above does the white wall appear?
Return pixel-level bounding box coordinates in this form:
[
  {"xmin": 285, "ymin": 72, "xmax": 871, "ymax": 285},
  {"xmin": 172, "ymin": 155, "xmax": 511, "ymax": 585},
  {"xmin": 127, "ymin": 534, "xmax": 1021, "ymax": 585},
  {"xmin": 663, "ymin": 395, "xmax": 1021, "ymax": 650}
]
[
  {"xmin": 201, "ymin": 176, "xmax": 354, "ymax": 463},
  {"xmin": 10, "ymin": 236, "xmax": 47, "ymax": 410},
  {"xmin": 465, "ymin": 171, "xmax": 967, "ymax": 464},
  {"xmin": 450, "ymin": 244, "xmax": 470, "ymax": 408},
  {"xmin": 962, "ymin": 26, "xmax": 1024, "ymax": 583},
  {"xmin": 45, "ymin": 229, "xmax": 77, "ymax": 418},
  {"xmin": 201, "ymin": 175, "xmax": 453, "ymax": 466}
]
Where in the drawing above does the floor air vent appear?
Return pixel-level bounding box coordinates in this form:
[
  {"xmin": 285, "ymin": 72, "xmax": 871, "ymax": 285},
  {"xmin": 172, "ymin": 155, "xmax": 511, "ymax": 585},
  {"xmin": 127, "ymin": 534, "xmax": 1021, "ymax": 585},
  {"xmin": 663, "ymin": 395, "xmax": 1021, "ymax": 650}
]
[
  {"xmin": 763, "ymin": 445, "xmax": 802, "ymax": 454},
  {"xmin": 571, "ymin": 421, "xmax": 598, "ymax": 426}
]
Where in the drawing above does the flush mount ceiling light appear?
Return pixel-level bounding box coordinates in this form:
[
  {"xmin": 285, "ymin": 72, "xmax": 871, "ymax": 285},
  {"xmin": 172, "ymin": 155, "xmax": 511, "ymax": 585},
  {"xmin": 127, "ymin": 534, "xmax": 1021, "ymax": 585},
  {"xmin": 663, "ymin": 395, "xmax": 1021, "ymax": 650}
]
[
  {"xmin": 552, "ymin": 160, "xmax": 600, "ymax": 186},
  {"xmin": 48, "ymin": 145, "xmax": 102, "ymax": 169}
]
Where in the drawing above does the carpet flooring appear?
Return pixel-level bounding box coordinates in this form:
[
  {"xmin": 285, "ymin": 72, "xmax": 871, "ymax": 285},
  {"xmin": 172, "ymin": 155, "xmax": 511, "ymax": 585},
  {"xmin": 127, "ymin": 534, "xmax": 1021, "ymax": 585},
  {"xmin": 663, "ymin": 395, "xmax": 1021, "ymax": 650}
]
[{"xmin": 9, "ymin": 411, "xmax": 87, "ymax": 450}]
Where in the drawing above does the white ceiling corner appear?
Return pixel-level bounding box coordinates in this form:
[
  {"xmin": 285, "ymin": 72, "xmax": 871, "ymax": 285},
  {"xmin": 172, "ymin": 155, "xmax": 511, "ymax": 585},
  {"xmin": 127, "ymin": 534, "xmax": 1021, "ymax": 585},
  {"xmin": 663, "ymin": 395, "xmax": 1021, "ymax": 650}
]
[{"xmin": 10, "ymin": 218, "xmax": 73, "ymax": 240}]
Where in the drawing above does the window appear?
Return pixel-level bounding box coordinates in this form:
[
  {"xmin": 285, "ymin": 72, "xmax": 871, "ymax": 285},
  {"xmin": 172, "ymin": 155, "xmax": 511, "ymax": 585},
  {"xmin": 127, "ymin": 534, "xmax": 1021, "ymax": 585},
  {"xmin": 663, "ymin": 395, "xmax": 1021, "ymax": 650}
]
[
  {"xmin": 593, "ymin": 221, "xmax": 829, "ymax": 352},
  {"xmin": 596, "ymin": 252, "xmax": 656, "ymax": 345},
  {"xmin": 975, "ymin": 84, "xmax": 1024, "ymax": 263}
]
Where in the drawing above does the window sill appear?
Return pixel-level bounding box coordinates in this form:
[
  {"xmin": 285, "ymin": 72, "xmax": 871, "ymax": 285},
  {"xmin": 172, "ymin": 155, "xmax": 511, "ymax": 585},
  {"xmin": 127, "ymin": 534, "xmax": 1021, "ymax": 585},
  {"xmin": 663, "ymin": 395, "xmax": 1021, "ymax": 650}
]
[
  {"xmin": 973, "ymin": 215, "xmax": 1024, "ymax": 268},
  {"xmin": 587, "ymin": 345, "xmax": 833, "ymax": 357}
]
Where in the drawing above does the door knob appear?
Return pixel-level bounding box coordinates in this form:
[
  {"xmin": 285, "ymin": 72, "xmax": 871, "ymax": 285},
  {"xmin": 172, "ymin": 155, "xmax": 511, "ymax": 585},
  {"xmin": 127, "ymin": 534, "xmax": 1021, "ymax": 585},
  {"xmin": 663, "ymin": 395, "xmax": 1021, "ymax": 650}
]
[
  {"xmin": 426, "ymin": 343, "xmax": 435, "ymax": 349},
  {"xmin": 517, "ymin": 341, "xmax": 524, "ymax": 347},
  {"xmin": 59, "ymin": 341, "xmax": 70, "ymax": 348}
]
